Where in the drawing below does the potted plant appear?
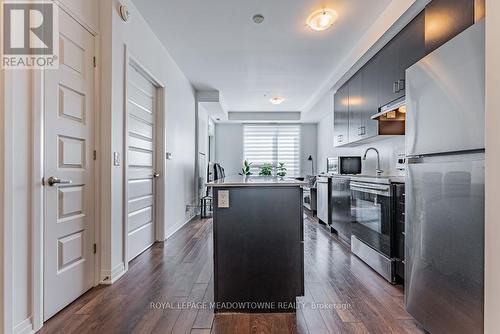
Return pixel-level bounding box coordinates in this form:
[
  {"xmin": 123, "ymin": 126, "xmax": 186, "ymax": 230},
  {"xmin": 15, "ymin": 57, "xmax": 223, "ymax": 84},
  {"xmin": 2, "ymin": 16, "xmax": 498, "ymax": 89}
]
[
  {"xmin": 276, "ymin": 162, "xmax": 287, "ymax": 178},
  {"xmin": 259, "ymin": 163, "xmax": 273, "ymax": 176},
  {"xmin": 241, "ymin": 160, "xmax": 252, "ymax": 176}
]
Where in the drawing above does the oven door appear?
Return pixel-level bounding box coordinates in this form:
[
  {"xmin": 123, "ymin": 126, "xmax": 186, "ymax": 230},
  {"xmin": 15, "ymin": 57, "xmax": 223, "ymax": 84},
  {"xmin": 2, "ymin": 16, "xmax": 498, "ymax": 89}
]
[{"xmin": 350, "ymin": 182, "xmax": 393, "ymax": 258}]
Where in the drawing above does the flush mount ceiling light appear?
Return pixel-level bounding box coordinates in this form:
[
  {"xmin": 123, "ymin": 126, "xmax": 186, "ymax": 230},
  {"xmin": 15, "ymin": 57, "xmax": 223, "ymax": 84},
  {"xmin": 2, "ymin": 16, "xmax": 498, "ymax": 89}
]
[
  {"xmin": 306, "ymin": 8, "xmax": 338, "ymax": 31},
  {"xmin": 270, "ymin": 96, "xmax": 285, "ymax": 105}
]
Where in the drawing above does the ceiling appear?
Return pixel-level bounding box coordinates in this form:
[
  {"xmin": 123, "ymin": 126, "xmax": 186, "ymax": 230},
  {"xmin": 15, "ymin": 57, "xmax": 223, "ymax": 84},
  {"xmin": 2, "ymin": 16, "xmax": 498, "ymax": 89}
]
[{"xmin": 132, "ymin": 0, "xmax": 392, "ymax": 113}]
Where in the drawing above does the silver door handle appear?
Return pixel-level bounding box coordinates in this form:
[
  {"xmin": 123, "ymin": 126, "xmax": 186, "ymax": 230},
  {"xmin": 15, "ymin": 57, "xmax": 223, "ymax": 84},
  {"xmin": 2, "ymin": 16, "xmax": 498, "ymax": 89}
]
[
  {"xmin": 153, "ymin": 172, "xmax": 160, "ymax": 178},
  {"xmin": 46, "ymin": 176, "xmax": 72, "ymax": 186},
  {"xmin": 393, "ymin": 81, "xmax": 400, "ymax": 94},
  {"xmin": 398, "ymin": 79, "xmax": 405, "ymax": 92}
]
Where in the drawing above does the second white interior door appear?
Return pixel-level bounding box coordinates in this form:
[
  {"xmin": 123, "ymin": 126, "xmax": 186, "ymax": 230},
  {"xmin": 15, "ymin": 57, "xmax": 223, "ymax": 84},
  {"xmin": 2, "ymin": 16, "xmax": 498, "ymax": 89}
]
[{"xmin": 127, "ymin": 62, "xmax": 158, "ymax": 262}]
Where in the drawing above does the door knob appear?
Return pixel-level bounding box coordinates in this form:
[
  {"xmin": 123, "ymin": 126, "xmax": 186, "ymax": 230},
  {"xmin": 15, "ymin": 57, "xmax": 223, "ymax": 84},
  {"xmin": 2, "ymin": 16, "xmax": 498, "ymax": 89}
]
[
  {"xmin": 153, "ymin": 172, "xmax": 160, "ymax": 178},
  {"xmin": 46, "ymin": 176, "xmax": 72, "ymax": 186}
]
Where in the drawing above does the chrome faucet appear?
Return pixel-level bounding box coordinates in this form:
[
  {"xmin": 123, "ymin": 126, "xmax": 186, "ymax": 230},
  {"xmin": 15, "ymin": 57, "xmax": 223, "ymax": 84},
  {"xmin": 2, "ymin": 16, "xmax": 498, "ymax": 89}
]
[{"xmin": 363, "ymin": 147, "xmax": 383, "ymax": 176}]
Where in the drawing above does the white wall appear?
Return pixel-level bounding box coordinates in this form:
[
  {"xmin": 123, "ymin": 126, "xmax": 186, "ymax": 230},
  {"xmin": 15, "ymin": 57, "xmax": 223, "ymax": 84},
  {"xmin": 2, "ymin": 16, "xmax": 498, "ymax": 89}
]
[
  {"xmin": 214, "ymin": 124, "xmax": 244, "ymax": 176},
  {"xmin": 197, "ymin": 104, "xmax": 210, "ymax": 199},
  {"xmin": 300, "ymin": 124, "xmax": 318, "ymax": 176},
  {"xmin": 0, "ymin": 70, "xmax": 34, "ymax": 334},
  {"xmin": 215, "ymin": 123, "xmax": 317, "ymax": 176},
  {"xmin": 99, "ymin": 0, "xmax": 197, "ymax": 280},
  {"xmin": 0, "ymin": 0, "xmax": 197, "ymax": 332},
  {"xmin": 315, "ymin": 91, "xmax": 405, "ymax": 175},
  {"xmin": 485, "ymin": 0, "xmax": 500, "ymax": 331}
]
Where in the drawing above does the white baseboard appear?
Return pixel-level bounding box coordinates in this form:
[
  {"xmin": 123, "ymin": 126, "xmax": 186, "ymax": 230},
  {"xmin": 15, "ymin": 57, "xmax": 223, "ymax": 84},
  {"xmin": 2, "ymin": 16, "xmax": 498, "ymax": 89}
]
[
  {"xmin": 99, "ymin": 262, "xmax": 126, "ymax": 285},
  {"xmin": 165, "ymin": 214, "xmax": 197, "ymax": 240},
  {"xmin": 13, "ymin": 317, "xmax": 33, "ymax": 334}
]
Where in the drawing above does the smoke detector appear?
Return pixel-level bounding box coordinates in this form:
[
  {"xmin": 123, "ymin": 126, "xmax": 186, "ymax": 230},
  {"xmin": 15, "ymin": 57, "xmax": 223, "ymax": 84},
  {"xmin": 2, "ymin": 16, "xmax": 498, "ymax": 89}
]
[{"xmin": 252, "ymin": 14, "xmax": 265, "ymax": 24}]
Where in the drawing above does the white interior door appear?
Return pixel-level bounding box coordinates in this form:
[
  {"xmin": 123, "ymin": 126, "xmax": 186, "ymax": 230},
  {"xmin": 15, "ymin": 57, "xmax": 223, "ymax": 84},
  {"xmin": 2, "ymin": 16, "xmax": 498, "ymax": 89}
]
[
  {"xmin": 126, "ymin": 63, "xmax": 158, "ymax": 262},
  {"xmin": 43, "ymin": 10, "xmax": 95, "ymax": 320}
]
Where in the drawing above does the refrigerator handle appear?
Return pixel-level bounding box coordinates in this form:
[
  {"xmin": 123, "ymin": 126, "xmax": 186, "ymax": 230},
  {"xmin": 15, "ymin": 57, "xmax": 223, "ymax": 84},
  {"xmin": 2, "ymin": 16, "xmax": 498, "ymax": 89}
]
[{"xmin": 406, "ymin": 156, "xmax": 424, "ymax": 164}]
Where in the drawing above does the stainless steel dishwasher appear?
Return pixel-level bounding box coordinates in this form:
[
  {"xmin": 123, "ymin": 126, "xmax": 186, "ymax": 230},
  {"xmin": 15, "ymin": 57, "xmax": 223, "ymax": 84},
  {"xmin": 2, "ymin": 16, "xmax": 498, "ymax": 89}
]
[
  {"xmin": 330, "ymin": 176, "xmax": 351, "ymax": 244},
  {"xmin": 316, "ymin": 175, "xmax": 331, "ymax": 225}
]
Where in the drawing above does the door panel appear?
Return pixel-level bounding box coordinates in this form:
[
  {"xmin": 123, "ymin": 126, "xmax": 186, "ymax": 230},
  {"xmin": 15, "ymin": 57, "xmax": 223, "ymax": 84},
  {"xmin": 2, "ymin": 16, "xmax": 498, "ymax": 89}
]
[
  {"xmin": 348, "ymin": 71, "xmax": 362, "ymax": 143},
  {"xmin": 44, "ymin": 10, "xmax": 95, "ymax": 320},
  {"xmin": 405, "ymin": 153, "xmax": 484, "ymax": 334},
  {"xmin": 399, "ymin": 12, "xmax": 425, "ymax": 77},
  {"xmin": 425, "ymin": 0, "xmax": 475, "ymax": 54},
  {"xmin": 360, "ymin": 56, "xmax": 379, "ymax": 139},
  {"xmin": 406, "ymin": 22, "xmax": 485, "ymax": 156},
  {"xmin": 127, "ymin": 63, "xmax": 157, "ymax": 262},
  {"xmin": 333, "ymin": 84, "xmax": 349, "ymax": 146},
  {"xmin": 377, "ymin": 38, "xmax": 400, "ymax": 106}
]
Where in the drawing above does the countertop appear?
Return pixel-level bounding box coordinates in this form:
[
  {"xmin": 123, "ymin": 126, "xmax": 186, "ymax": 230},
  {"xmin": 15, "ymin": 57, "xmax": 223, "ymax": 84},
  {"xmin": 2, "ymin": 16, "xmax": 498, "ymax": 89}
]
[
  {"xmin": 207, "ymin": 175, "xmax": 307, "ymax": 187},
  {"xmin": 317, "ymin": 173, "xmax": 405, "ymax": 184}
]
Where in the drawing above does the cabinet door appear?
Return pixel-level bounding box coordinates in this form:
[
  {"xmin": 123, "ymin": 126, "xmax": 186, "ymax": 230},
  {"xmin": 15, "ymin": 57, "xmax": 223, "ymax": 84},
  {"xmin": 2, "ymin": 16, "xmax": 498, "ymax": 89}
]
[
  {"xmin": 334, "ymin": 84, "xmax": 349, "ymax": 147},
  {"xmin": 377, "ymin": 37, "xmax": 401, "ymax": 107},
  {"xmin": 348, "ymin": 71, "xmax": 362, "ymax": 143},
  {"xmin": 425, "ymin": 0, "xmax": 474, "ymax": 54},
  {"xmin": 398, "ymin": 12, "xmax": 425, "ymax": 95},
  {"xmin": 360, "ymin": 56, "xmax": 379, "ymax": 139}
]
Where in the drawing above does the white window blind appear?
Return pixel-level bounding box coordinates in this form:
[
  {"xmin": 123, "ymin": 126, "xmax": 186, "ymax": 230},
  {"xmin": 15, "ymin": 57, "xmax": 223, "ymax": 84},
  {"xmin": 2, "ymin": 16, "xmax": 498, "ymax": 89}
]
[{"xmin": 243, "ymin": 124, "xmax": 301, "ymax": 176}]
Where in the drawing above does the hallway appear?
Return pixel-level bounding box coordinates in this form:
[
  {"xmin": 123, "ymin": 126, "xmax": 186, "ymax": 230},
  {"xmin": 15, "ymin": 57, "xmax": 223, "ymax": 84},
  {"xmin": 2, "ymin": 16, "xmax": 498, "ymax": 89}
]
[{"xmin": 38, "ymin": 213, "xmax": 424, "ymax": 334}]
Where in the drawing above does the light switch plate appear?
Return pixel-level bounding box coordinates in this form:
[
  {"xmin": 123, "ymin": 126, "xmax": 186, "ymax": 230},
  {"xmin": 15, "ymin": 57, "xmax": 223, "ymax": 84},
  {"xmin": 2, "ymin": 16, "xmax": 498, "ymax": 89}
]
[
  {"xmin": 113, "ymin": 152, "xmax": 120, "ymax": 166},
  {"xmin": 218, "ymin": 190, "xmax": 229, "ymax": 208}
]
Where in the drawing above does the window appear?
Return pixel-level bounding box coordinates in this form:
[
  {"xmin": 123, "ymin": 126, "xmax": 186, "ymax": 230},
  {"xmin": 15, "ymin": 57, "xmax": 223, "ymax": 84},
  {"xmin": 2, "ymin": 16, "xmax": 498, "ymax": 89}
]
[{"xmin": 243, "ymin": 124, "xmax": 301, "ymax": 176}]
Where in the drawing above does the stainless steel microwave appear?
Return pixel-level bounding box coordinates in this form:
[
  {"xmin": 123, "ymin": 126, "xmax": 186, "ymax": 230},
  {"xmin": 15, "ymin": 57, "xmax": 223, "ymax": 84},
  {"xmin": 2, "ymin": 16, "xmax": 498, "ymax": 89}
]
[{"xmin": 327, "ymin": 156, "xmax": 362, "ymax": 175}]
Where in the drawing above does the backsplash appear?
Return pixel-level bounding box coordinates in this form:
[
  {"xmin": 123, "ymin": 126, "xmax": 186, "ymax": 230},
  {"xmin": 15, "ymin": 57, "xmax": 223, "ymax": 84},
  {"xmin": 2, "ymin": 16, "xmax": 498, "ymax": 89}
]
[{"xmin": 317, "ymin": 111, "xmax": 405, "ymax": 176}]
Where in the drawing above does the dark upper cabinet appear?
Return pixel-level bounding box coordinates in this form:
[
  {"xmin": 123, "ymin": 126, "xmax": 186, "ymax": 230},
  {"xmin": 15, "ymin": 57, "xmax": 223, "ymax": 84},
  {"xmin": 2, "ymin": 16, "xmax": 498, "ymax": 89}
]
[
  {"xmin": 378, "ymin": 12, "xmax": 425, "ymax": 107},
  {"xmin": 333, "ymin": 0, "xmax": 478, "ymax": 147},
  {"xmin": 333, "ymin": 84, "xmax": 349, "ymax": 147},
  {"xmin": 348, "ymin": 71, "xmax": 362, "ymax": 143},
  {"xmin": 360, "ymin": 56, "xmax": 380, "ymax": 139},
  {"xmin": 399, "ymin": 12, "xmax": 426, "ymax": 82},
  {"xmin": 425, "ymin": 0, "xmax": 474, "ymax": 54},
  {"xmin": 377, "ymin": 37, "xmax": 401, "ymax": 107}
]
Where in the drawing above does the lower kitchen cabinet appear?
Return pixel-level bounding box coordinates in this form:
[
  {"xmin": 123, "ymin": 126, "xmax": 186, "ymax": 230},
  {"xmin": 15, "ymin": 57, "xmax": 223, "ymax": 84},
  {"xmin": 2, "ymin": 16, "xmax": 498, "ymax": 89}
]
[
  {"xmin": 330, "ymin": 176, "xmax": 352, "ymax": 244},
  {"xmin": 394, "ymin": 183, "xmax": 405, "ymax": 281}
]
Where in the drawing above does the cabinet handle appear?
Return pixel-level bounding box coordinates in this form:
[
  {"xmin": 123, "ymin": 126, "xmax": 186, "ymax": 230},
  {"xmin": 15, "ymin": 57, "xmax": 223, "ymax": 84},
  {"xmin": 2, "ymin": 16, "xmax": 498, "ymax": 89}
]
[
  {"xmin": 399, "ymin": 79, "xmax": 405, "ymax": 92},
  {"xmin": 393, "ymin": 81, "xmax": 399, "ymax": 94}
]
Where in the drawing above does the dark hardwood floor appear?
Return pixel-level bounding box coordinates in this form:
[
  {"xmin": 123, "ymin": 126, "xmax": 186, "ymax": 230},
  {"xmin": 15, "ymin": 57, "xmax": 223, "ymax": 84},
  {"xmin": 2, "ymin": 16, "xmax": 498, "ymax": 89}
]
[{"xmin": 39, "ymin": 212, "xmax": 425, "ymax": 334}]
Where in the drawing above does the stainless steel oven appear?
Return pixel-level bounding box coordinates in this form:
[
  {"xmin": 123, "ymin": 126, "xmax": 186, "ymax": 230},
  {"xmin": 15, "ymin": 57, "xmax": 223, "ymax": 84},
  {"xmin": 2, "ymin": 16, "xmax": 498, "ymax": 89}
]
[{"xmin": 350, "ymin": 180, "xmax": 396, "ymax": 283}]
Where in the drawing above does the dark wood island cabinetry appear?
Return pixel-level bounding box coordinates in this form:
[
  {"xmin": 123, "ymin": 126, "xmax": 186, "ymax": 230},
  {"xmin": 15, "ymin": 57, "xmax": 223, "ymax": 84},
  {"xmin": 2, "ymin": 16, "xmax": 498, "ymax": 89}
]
[{"xmin": 209, "ymin": 176, "xmax": 305, "ymax": 313}]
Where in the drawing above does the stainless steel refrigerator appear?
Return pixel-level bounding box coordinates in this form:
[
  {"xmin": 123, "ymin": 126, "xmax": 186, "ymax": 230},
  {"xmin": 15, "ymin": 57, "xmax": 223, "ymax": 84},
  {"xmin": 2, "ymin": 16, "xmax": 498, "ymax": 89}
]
[{"xmin": 405, "ymin": 21, "xmax": 485, "ymax": 333}]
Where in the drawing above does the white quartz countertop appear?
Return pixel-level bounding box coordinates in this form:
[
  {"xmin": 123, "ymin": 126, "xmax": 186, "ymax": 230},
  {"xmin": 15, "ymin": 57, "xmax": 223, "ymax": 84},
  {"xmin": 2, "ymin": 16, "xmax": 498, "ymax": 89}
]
[{"xmin": 207, "ymin": 175, "xmax": 307, "ymax": 187}]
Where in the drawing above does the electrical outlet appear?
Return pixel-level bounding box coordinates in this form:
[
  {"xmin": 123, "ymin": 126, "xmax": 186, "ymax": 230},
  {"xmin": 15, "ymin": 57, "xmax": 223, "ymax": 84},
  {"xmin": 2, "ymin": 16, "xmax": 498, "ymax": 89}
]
[{"xmin": 218, "ymin": 190, "xmax": 229, "ymax": 208}]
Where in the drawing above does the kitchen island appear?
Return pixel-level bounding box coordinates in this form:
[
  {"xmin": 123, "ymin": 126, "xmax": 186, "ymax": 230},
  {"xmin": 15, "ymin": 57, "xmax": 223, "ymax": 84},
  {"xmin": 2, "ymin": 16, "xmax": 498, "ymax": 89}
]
[{"xmin": 208, "ymin": 176, "xmax": 306, "ymax": 313}]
